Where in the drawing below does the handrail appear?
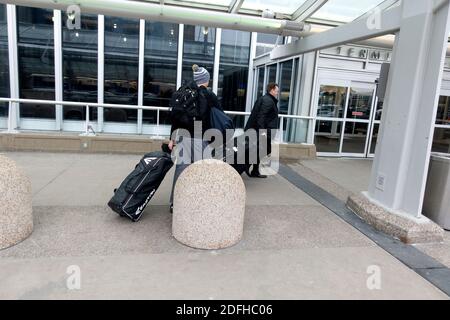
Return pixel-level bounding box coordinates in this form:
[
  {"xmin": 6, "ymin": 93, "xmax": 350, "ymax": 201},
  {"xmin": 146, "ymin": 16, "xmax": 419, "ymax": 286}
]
[{"xmin": 0, "ymin": 97, "xmax": 314, "ymax": 142}]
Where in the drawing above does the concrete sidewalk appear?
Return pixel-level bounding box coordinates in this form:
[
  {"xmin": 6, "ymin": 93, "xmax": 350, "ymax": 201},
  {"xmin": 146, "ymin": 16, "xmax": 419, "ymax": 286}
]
[
  {"xmin": 291, "ymin": 157, "xmax": 450, "ymax": 270},
  {"xmin": 0, "ymin": 152, "xmax": 447, "ymax": 299}
]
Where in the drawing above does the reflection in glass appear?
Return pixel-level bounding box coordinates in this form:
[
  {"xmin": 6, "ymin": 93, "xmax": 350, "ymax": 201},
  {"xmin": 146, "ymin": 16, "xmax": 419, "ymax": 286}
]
[
  {"xmin": 342, "ymin": 122, "xmax": 368, "ymax": 154},
  {"xmin": 17, "ymin": 6, "xmax": 55, "ymax": 119},
  {"xmin": 182, "ymin": 25, "xmax": 215, "ymax": 86},
  {"xmin": 432, "ymin": 128, "xmax": 450, "ymax": 154},
  {"xmin": 104, "ymin": 16, "xmax": 139, "ymax": 123},
  {"xmin": 143, "ymin": 21, "xmax": 178, "ymax": 125},
  {"xmin": 346, "ymin": 87, "xmax": 373, "ymax": 120},
  {"xmin": 242, "ymin": 0, "xmax": 308, "ymax": 15},
  {"xmin": 284, "ymin": 119, "xmax": 309, "ymax": 144},
  {"xmin": 317, "ymin": 85, "xmax": 347, "ymax": 118},
  {"xmin": 436, "ymin": 96, "xmax": 450, "ymax": 126},
  {"xmin": 218, "ymin": 29, "xmax": 250, "ymax": 128},
  {"xmin": 267, "ymin": 64, "xmax": 277, "ymax": 85},
  {"xmin": 256, "ymin": 33, "xmax": 280, "ymax": 57},
  {"xmin": 256, "ymin": 67, "xmax": 265, "ymax": 99},
  {"xmin": 314, "ymin": 120, "xmax": 342, "ymax": 153},
  {"xmin": 279, "ymin": 60, "xmax": 293, "ymax": 115},
  {"xmin": 62, "ymin": 13, "xmax": 98, "ymax": 121},
  {"xmin": 0, "ymin": 4, "xmax": 9, "ymax": 119},
  {"xmin": 311, "ymin": 0, "xmax": 385, "ymax": 23},
  {"xmin": 374, "ymin": 100, "xmax": 383, "ymax": 120},
  {"xmin": 370, "ymin": 123, "xmax": 379, "ymax": 154}
]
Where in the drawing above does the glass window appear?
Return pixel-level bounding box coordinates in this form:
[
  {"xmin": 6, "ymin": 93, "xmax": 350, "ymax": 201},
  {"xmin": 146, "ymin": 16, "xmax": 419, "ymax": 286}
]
[
  {"xmin": 346, "ymin": 87, "xmax": 373, "ymax": 120},
  {"xmin": 62, "ymin": 13, "xmax": 98, "ymax": 121},
  {"xmin": 256, "ymin": 33, "xmax": 281, "ymax": 57},
  {"xmin": 370, "ymin": 123, "xmax": 379, "ymax": 154},
  {"xmin": 242, "ymin": 0, "xmax": 308, "ymax": 15},
  {"xmin": 374, "ymin": 100, "xmax": 383, "ymax": 121},
  {"xmin": 314, "ymin": 120, "xmax": 342, "ymax": 153},
  {"xmin": 279, "ymin": 60, "xmax": 293, "ymax": 115},
  {"xmin": 0, "ymin": 4, "xmax": 9, "ymax": 118},
  {"xmin": 218, "ymin": 29, "xmax": 250, "ymax": 114},
  {"xmin": 311, "ymin": 0, "xmax": 386, "ymax": 23},
  {"xmin": 432, "ymin": 127, "xmax": 450, "ymax": 154},
  {"xmin": 104, "ymin": 16, "xmax": 139, "ymax": 123},
  {"xmin": 342, "ymin": 122, "xmax": 368, "ymax": 154},
  {"xmin": 143, "ymin": 21, "xmax": 178, "ymax": 125},
  {"xmin": 256, "ymin": 67, "xmax": 265, "ymax": 99},
  {"xmin": 317, "ymin": 85, "xmax": 347, "ymax": 119},
  {"xmin": 182, "ymin": 25, "xmax": 215, "ymax": 86},
  {"xmin": 436, "ymin": 96, "xmax": 450, "ymax": 126},
  {"xmin": 267, "ymin": 64, "xmax": 277, "ymax": 85},
  {"xmin": 17, "ymin": 6, "xmax": 55, "ymax": 119}
]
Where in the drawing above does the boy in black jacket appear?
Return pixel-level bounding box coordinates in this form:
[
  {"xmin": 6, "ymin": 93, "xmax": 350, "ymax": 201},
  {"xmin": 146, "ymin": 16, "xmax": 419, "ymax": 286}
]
[{"xmin": 168, "ymin": 64, "xmax": 219, "ymax": 213}]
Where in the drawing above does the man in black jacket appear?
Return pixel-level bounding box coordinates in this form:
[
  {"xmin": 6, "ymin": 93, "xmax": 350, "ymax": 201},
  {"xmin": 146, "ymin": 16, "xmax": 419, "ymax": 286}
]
[
  {"xmin": 168, "ymin": 64, "xmax": 219, "ymax": 212},
  {"xmin": 244, "ymin": 83, "xmax": 279, "ymax": 178}
]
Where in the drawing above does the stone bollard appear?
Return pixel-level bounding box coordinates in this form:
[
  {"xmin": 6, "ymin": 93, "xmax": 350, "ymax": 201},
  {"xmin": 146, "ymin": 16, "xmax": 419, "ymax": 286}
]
[
  {"xmin": 0, "ymin": 155, "xmax": 33, "ymax": 250},
  {"xmin": 172, "ymin": 159, "xmax": 246, "ymax": 250}
]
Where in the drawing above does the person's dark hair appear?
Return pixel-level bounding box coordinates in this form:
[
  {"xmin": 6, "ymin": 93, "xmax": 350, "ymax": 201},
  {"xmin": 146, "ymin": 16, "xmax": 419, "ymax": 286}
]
[{"xmin": 267, "ymin": 83, "xmax": 279, "ymax": 93}]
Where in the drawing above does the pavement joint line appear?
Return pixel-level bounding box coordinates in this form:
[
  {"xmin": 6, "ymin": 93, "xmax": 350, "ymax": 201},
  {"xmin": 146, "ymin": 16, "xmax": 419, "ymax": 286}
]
[{"xmin": 279, "ymin": 163, "xmax": 450, "ymax": 297}]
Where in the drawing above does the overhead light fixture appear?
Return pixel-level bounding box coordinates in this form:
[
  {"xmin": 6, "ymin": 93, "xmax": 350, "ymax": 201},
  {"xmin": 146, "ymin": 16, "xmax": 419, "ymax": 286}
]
[
  {"xmin": 75, "ymin": 32, "xmax": 79, "ymax": 37},
  {"xmin": 202, "ymin": 26, "xmax": 209, "ymax": 35},
  {"xmin": 123, "ymin": 37, "xmax": 127, "ymax": 42}
]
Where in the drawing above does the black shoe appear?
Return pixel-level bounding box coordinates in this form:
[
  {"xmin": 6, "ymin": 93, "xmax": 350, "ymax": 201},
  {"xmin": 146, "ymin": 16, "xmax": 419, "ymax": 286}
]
[{"xmin": 250, "ymin": 170, "xmax": 267, "ymax": 178}]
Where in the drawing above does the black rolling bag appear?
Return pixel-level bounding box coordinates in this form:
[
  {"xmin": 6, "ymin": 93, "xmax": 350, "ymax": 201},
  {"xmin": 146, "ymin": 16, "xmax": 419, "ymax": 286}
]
[{"xmin": 108, "ymin": 150, "xmax": 173, "ymax": 222}]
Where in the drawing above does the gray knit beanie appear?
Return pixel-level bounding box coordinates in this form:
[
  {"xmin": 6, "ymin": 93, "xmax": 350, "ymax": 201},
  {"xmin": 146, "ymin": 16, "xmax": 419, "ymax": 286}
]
[{"xmin": 192, "ymin": 64, "xmax": 210, "ymax": 85}]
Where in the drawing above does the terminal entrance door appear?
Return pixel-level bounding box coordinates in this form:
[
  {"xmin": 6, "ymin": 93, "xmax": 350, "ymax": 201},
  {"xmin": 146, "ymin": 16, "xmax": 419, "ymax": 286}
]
[{"xmin": 314, "ymin": 80, "xmax": 377, "ymax": 158}]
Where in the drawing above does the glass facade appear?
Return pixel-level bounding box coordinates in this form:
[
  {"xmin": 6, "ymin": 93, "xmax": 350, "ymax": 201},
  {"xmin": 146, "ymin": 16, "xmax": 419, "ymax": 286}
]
[
  {"xmin": 0, "ymin": 4, "xmax": 8, "ymax": 119},
  {"xmin": 218, "ymin": 29, "xmax": 250, "ymax": 127},
  {"xmin": 433, "ymin": 96, "xmax": 450, "ymax": 154},
  {"xmin": 182, "ymin": 25, "xmax": 215, "ymax": 86},
  {"xmin": 17, "ymin": 6, "xmax": 55, "ymax": 119},
  {"xmin": 104, "ymin": 16, "xmax": 139, "ymax": 123},
  {"xmin": 317, "ymin": 85, "xmax": 346, "ymax": 119},
  {"xmin": 62, "ymin": 13, "xmax": 98, "ymax": 120},
  {"xmin": 143, "ymin": 21, "xmax": 178, "ymax": 125}
]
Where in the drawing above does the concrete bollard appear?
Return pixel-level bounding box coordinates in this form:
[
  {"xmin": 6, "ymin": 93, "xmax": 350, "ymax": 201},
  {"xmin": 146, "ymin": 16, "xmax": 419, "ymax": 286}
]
[
  {"xmin": 172, "ymin": 159, "xmax": 246, "ymax": 250},
  {"xmin": 0, "ymin": 155, "xmax": 33, "ymax": 250}
]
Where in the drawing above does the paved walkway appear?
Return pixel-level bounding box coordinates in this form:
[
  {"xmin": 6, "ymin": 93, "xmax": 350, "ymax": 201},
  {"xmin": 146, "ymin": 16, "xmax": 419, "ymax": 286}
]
[
  {"xmin": 291, "ymin": 158, "xmax": 450, "ymax": 270},
  {"xmin": 0, "ymin": 152, "xmax": 447, "ymax": 299}
]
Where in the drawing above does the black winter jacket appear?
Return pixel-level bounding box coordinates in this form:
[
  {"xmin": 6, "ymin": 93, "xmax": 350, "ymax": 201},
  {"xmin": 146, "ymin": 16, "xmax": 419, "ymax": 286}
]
[
  {"xmin": 170, "ymin": 83, "xmax": 221, "ymax": 138},
  {"xmin": 245, "ymin": 94, "xmax": 279, "ymax": 131}
]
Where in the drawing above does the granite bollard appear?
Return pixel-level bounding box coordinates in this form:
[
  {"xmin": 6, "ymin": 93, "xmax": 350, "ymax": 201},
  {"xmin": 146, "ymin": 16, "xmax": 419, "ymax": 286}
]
[
  {"xmin": 172, "ymin": 159, "xmax": 246, "ymax": 249},
  {"xmin": 0, "ymin": 155, "xmax": 33, "ymax": 250}
]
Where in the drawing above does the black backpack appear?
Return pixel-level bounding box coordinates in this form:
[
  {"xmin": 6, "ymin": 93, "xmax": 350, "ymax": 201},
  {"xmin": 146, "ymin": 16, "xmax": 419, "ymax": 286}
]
[{"xmin": 169, "ymin": 82, "xmax": 200, "ymax": 128}]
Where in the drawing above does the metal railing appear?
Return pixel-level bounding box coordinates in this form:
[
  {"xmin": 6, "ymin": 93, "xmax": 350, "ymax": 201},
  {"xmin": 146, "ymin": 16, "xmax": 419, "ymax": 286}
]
[{"xmin": 0, "ymin": 97, "xmax": 314, "ymax": 143}]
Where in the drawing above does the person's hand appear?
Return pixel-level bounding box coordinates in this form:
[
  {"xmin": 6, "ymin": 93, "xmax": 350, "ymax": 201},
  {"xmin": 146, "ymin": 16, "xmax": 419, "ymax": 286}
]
[{"xmin": 168, "ymin": 140, "xmax": 175, "ymax": 151}]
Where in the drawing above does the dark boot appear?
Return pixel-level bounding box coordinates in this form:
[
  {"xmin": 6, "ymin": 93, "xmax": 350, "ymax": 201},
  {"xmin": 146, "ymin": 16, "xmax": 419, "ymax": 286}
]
[{"xmin": 250, "ymin": 165, "xmax": 267, "ymax": 178}]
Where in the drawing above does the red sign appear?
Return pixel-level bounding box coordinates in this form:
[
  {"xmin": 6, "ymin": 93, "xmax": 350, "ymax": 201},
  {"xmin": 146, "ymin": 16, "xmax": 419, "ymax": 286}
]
[{"xmin": 352, "ymin": 111, "xmax": 364, "ymax": 116}]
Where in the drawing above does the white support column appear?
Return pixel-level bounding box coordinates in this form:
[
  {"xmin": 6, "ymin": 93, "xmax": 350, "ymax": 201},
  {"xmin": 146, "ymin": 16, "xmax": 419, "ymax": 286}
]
[
  {"xmin": 53, "ymin": 10, "xmax": 63, "ymax": 131},
  {"xmin": 97, "ymin": 14, "xmax": 104, "ymax": 132},
  {"xmin": 307, "ymin": 51, "xmax": 320, "ymax": 145},
  {"xmin": 212, "ymin": 27, "xmax": 221, "ymax": 95},
  {"xmin": 245, "ymin": 31, "xmax": 257, "ymax": 114},
  {"xmin": 176, "ymin": 24, "xmax": 184, "ymax": 89},
  {"xmin": 137, "ymin": 19, "xmax": 145, "ymax": 134},
  {"xmin": 367, "ymin": 0, "xmax": 450, "ymax": 219},
  {"xmin": 6, "ymin": 4, "xmax": 19, "ymax": 132}
]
